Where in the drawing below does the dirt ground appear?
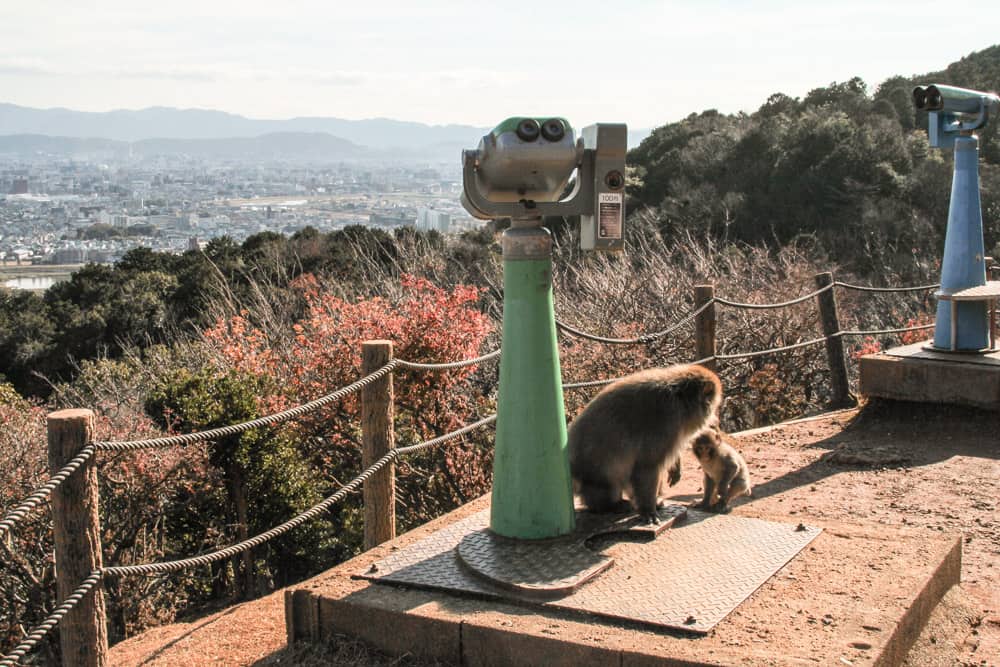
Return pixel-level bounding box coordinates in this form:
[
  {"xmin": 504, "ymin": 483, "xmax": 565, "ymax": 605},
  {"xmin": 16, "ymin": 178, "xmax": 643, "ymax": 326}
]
[{"xmin": 108, "ymin": 400, "xmax": 999, "ymax": 666}]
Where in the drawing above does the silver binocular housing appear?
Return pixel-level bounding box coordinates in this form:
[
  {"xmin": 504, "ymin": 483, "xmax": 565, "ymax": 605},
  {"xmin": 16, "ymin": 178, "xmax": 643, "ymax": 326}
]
[
  {"xmin": 913, "ymin": 84, "xmax": 999, "ymax": 116},
  {"xmin": 472, "ymin": 118, "xmax": 581, "ymax": 203}
]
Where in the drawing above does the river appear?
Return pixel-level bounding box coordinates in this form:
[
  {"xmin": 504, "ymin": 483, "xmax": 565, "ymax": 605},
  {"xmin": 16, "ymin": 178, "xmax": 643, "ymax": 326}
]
[{"xmin": 3, "ymin": 275, "xmax": 63, "ymax": 291}]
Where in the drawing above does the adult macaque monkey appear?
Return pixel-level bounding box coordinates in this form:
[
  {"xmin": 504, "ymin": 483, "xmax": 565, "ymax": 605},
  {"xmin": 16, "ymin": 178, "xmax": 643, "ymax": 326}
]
[{"xmin": 568, "ymin": 365, "xmax": 723, "ymax": 524}]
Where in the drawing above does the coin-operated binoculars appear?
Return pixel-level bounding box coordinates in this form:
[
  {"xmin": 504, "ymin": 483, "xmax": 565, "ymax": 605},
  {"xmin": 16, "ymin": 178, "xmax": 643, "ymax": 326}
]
[
  {"xmin": 913, "ymin": 84, "xmax": 1000, "ymax": 351},
  {"xmin": 462, "ymin": 118, "xmax": 627, "ymax": 539}
]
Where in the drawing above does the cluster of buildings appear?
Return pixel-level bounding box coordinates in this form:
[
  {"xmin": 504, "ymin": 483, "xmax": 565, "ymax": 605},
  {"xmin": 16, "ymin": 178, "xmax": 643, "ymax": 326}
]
[{"xmin": 0, "ymin": 156, "xmax": 480, "ymax": 268}]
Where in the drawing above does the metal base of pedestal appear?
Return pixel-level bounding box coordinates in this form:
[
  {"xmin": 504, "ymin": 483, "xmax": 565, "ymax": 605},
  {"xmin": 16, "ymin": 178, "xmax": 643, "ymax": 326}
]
[
  {"xmin": 455, "ymin": 531, "xmax": 614, "ymax": 598},
  {"xmin": 923, "ymin": 344, "xmax": 995, "ymax": 354},
  {"xmin": 453, "ymin": 505, "xmax": 688, "ymax": 598},
  {"xmin": 360, "ymin": 507, "xmax": 821, "ymax": 634}
]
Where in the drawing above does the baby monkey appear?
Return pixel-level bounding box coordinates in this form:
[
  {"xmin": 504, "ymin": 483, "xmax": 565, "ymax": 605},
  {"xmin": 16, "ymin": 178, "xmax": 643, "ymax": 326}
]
[
  {"xmin": 568, "ymin": 364, "xmax": 722, "ymax": 524},
  {"xmin": 690, "ymin": 421, "xmax": 752, "ymax": 513}
]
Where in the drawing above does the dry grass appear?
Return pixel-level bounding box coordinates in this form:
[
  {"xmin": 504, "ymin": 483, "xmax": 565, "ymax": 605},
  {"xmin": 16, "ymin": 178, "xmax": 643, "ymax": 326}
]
[{"xmin": 256, "ymin": 636, "xmax": 455, "ymax": 667}]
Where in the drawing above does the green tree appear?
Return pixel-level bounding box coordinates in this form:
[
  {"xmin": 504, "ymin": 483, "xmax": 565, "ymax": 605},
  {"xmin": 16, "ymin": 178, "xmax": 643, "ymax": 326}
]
[
  {"xmin": 0, "ymin": 289, "xmax": 56, "ymax": 395},
  {"xmin": 145, "ymin": 369, "xmax": 331, "ymax": 598},
  {"xmin": 874, "ymin": 75, "xmax": 917, "ymax": 131}
]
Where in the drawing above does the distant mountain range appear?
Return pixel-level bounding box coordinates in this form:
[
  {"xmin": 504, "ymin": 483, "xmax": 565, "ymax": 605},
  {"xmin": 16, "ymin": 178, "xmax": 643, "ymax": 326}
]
[
  {"xmin": 0, "ymin": 103, "xmax": 652, "ymax": 161},
  {"xmin": 0, "ymin": 103, "xmax": 487, "ymax": 149},
  {"xmin": 0, "ymin": 132, "xmax": 366, "ymax": 162}
]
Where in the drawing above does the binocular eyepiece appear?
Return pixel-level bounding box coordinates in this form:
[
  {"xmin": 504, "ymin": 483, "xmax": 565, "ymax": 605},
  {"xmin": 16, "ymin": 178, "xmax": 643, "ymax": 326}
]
[
  {"xmin": 913, "ymin": 83, "xmax": 1000, "ymax": 147},
  {"xmin": 913, "ymin": 83, "xmax": 1000, "ymax": 115},
  {"xmin": 463, "ymin": 116, "xmax": 580, "ymax": 205},
  {"xmin": 515, "ymin": 118, "xmax": 567, "ymax": 143},
  {"xmin": 912, "ymin": 85, "xmax": 938, "ymax": 111}
]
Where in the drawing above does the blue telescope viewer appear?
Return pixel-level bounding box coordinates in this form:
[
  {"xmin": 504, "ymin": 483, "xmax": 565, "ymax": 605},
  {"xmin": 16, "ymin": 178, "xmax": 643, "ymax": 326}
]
[{"xmin": 913, "ymin": 84, "xmax": 1000, "ymax": 351}]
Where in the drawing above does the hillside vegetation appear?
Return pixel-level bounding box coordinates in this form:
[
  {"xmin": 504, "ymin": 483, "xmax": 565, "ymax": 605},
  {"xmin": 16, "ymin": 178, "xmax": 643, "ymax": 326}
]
[
  {"xmin": 628, "ymin": 44, "xmax": 1000, "ymax": 279},
  {"xmin": 2, "ymin": 45, "xmax": 998, "ymax": 661}
]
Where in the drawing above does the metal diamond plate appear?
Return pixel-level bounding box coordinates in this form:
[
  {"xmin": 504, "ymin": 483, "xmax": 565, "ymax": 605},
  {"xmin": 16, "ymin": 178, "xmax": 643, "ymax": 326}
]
[
  {"xmin": 580, "ymin": 503, "xmax": 688, "ymax": 539},
  {"xmin": 360, "ymin": 508, "xmax": 821, "ymax": 634},
  {"xmin": 453, "ymin": 505, "xmax": 688, "ymax": 596},
  {"xmin": 456, "ymin": 530, "xmax": 612, "ymax": 596}
]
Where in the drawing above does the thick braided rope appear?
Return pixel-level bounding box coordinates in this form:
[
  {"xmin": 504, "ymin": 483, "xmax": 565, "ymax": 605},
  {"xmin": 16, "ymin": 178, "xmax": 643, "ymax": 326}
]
[
  {"xmin": 92, "ymin": 361, "xmax": 400, "ymax": 452},
  {"xmin": 836, "ymin": 323, "xmax": 936, "ymax": 337},
  {"xmin": 562, "ymin": 377, "xmax": 622, "ymax": 390},
  {"xmin": 102, "ymin": 415, "xmax": 496, "ymax": 578},
  {"xmin": 0, "ymin": 445, "xmax": 96, "ymax": 541},
  {"xmin": 395, "ymin": 349, "xmax": 501, "ymax": 371},
  {"xmin": 714, "ymin": 283, "xmax": 832, "ymax": 310},
  {"xmin": 394, "ymin": 414, "xmax": 496, "ymax": 455},
  {"xmin": 556, "ymin": 299, "xmax": 715, "ymax": 345},
  {"xmin": 0, "ymin": 352, "xmax": 496, "ymax": 533},
  {"xmin": 715, "ymin": 336, "xmax": 828, "ymax": 360},
  {"xmin": 834, "ymin": 281, "xmax": 940, "ymax": 293},
  {"xmin": 0, "ymin": 570, "xmax": 103, "ymax": 667}
]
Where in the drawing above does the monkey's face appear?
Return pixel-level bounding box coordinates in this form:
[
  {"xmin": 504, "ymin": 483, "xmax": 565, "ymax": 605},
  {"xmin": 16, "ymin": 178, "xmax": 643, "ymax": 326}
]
[{"xmin": 691, "ymin": 428, "xmax": 720, "ymax": 462}]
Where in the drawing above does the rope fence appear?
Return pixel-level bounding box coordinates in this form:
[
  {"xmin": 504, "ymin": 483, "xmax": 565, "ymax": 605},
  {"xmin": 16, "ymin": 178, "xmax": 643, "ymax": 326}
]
[
  {"xmin": 1, "ymin": 414, "xmax": 498, "ymax": 665},
  {"xmin": 0, "ymin": 271, "xmax": 950, "ymax": 665},
  {"xmin": 713, "ymin": 283, "xmax": 832, "ymax": 310},
  {"xmin": 835, "ymin": 281, "xmax": 939, "ymax": 293},
  {"xmin": 92, "ymin": 360, "xmax": 401, "ymax": 453},
  {"xmin": 556, "ymin": 299, "xmax": 716, "ymax": 344},
  {"xmin": 395, "ymin": 349, "xmax": 501, "ymax": 371},
  {"xmin": 715, "ymin": 336, "xmax": 830, "ymax": 360},
  {"xmin": 554, "ymin": 281, "xmax": 939, "ymax": 346},
  {"xmin": 836, "ymin": 323, "xmax": 936, "ymax": 337},
  {"xmin": 562, "ymin": 377, "xmax": 622, "ymax": 390},
  {"xmin": 102, "ymin": 415, "xmax": 497, "ymax": 578}
]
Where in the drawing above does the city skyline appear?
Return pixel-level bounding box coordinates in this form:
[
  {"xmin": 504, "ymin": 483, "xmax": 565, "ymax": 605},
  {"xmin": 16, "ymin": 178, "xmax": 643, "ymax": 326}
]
[{"xmin": 1, "ymin": 1, "xmax": 998, "ymax": 130}]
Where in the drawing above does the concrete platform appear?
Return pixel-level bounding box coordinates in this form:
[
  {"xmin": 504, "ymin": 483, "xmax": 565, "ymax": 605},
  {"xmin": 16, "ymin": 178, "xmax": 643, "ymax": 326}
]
[
  {"xmin": 859, "ymin": 340, "xmax": 1000, "ymax": 410},
  {"xmin": 360, "ymin": 506, "xmax": 821, "ymax": 634},
  {"xmin": 285, "ymin": 494, "xmax": 961, "ymax": 666}
]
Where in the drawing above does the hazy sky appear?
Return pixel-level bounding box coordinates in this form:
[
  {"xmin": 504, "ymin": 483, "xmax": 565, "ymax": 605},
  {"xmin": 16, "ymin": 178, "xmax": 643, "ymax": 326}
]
[{"xmin": 1, "ymin": 1, "xmax": 998, "ymax": 129}]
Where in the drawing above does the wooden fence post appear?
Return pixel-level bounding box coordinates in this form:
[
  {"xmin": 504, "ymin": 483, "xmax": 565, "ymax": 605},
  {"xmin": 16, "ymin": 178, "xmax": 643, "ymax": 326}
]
[
  {"xmin": 361, "ymin": 340, "xmax": 395, "ymax": 550},
  {"xmin": 47, "ymin": 409, "xmax": 108, "ymax": 667},
  {"xmin": 814, "ymin": 272, "xmax": 854, "ymax": 408},
  {"xmin": 694, "ymin": 284, "xmax": 717, "ymax": 372},
  {"xmin": 988, "ymin": 260, "xmax": 999, "ymax": 347}
]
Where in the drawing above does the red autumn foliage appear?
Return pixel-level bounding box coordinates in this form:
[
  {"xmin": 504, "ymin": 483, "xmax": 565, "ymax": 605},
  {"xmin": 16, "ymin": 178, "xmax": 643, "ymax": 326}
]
[
  {"xmin": 900, "ymin": 314, "xmax": 935, "ymax": 345},
  {"xmin": 202, "ymin": 273, "xmax": 496, "ymax": 531},
  {"xmin": 851, "ymin": 335, "xmax": 884, "ymax": 360}
]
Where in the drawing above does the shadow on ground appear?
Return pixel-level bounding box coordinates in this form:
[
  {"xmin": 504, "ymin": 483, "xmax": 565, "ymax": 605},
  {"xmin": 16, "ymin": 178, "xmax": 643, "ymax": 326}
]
[{"xmin": 748, "ymin": 399, "xmax": 999, "ymax": 503}]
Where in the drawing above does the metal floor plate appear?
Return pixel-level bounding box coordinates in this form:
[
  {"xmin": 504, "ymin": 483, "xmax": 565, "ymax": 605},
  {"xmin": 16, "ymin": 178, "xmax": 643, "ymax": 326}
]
[
  {"xmin": 454, "ymin": 505, "xmax": 688, "ymax": 597},
  {"xmin": 360, "ymin": 508, "xmax": 821, "ymax": 634},
  {"xmin": 456, "ymin": 530, "xmax": 613, "ymax": 597}
]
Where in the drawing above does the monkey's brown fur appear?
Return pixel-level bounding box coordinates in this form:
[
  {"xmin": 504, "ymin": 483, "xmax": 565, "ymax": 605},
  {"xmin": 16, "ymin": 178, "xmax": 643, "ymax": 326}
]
[
  {"xmin": 690, "ymin": 423, "xmax": 752, "ymax": 513},
  {"xmin": 568, "ymin": 364, "xmax": 722, "ymax": 524}
]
